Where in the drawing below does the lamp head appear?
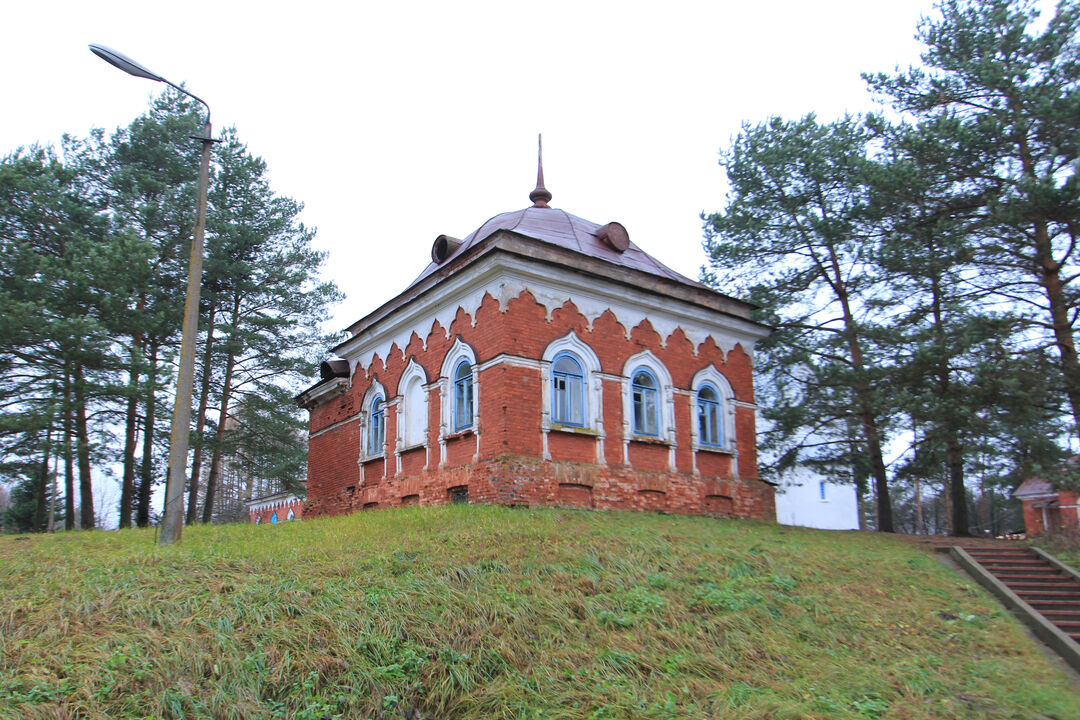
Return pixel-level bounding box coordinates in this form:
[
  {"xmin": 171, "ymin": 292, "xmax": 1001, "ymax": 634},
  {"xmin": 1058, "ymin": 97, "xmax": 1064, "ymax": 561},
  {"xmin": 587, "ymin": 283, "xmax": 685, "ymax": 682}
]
[{"xmin": 88, "ymin": 44, "xmax": 164, "ymax": 83}]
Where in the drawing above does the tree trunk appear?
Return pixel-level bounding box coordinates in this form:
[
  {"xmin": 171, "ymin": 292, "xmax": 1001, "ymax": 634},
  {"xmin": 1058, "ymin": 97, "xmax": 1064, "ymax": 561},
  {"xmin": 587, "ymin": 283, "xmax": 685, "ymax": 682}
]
[
  {"xmin": 73, "ymin": 361, "xmax": 94, "ymax": 530},
  {"xmin": 137, "ymin": 341, "xmax": 159, "ymax": 528},
  {"xmin": 914, "ymin": 477, "xmax": 924, "ymax": 535},
  {"xmin": 186, "ymin": 303, "xmax": 217, "ymax": 525},
  {"xmin": 202, "ymin": 297, "xmax": 240, "ymax": 524},
  {"xmin": 827, "ymin": 247, "xmax": 893, "ymax": 532},
  {"xmin": 47, "ymin": 448, "xmax": 57, "ymax": 532},
  {"xmin": 118, "ymin": 336, "xmax": 142, "ymax": 529},
  {"xmin": 945, "ymin": 434, "xmax": 969, "ymax": 537},
  {"xmin": 63, "ymin": 362, "xmax": 75, "ymax": 531},
  {"xmin": 942, "ymin": 472, "xmax": 952, "ymax": 535},
  {"xmin": 34, "ymin": 427, "xmax": 51, "ymax": 533},
  {"xmin": 928, "ymin": 272, "xmax": 969, "ymax": 537},
  {"xmin": 1036, "ymin": 221, "xmax": 1080, "ymax": 437}
]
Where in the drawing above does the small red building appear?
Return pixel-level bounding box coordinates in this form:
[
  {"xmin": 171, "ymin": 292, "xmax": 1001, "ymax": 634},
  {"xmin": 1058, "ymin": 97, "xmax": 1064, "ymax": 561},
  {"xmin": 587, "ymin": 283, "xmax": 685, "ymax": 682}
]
[
  {"xmin": 1014, "ymin": 475, "xmax": 1080, "ymax": 538},
  {"xmin": 297, "ymin": 164, "xmax": 774, "ymax": 520},
  {"xmin": 248, "ymin": 492, "xmax": 303, "ymax": 525}
]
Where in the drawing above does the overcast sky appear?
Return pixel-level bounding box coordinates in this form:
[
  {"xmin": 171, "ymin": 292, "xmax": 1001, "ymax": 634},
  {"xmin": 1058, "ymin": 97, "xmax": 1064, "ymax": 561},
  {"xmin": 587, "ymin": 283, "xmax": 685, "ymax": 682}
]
[{"xmin": 2, "ymin": 0, "xmax": 946, "ymax": 338}]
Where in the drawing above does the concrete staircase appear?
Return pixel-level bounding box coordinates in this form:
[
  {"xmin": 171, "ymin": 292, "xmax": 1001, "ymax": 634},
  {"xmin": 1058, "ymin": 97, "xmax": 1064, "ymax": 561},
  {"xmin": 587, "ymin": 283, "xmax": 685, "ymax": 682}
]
[{"xmin": 951, "ymin": 545, "xmax": 1080, "ymax": 672}]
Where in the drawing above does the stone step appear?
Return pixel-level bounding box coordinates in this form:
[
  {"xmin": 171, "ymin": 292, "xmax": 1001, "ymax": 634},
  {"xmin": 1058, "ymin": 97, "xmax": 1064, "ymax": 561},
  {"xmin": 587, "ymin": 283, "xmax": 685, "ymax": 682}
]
[
  {"xmin": 1017, "ymin": 589, "xmax": 1080, "ymax": 601},
  {"xmin": 994, "ymin": 570, "xmax": 1070, "ymax": 579},
  {"xmin": 1026, "ymin": 600, "xmax": 1080, "ymax": 610},
  {"xmin": 1002, "ymin": 582, "xmax": 1080, "ymax": 595}
]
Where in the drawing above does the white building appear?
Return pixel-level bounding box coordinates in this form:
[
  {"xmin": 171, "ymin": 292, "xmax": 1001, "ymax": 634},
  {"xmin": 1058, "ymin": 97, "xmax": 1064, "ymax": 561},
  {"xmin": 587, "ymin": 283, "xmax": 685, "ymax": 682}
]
[{"xmin": 775, "ymin": 471, "xmax": 860, "ymax": 530}]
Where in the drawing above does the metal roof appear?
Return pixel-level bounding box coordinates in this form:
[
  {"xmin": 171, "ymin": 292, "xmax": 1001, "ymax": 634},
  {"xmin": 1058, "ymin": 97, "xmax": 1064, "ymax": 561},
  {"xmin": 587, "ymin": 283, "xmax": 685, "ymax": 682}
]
[
  {"xmin": 1014, "ymin": 476, "xmax": 1056, "ymax": 499},
  {"xmin": 408, "ymin": 205, "xmax": 710, "ymax": 292}
]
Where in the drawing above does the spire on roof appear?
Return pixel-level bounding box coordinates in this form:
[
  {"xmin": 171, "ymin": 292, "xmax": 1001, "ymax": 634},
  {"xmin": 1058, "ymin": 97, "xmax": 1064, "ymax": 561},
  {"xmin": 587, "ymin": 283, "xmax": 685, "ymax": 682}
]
[{"xmin": 529, "ymin": 134, "xmax": 552, "ymax": 208}]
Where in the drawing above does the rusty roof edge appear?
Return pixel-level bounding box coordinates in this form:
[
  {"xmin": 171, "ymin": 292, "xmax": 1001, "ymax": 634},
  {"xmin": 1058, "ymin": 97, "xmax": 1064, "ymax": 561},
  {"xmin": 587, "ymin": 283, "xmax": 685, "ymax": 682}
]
[
  {"xmin": 334, "ymin": 231, "xmax": 768, "ymax": 358},
  {"xmin": 294, "ymin": 375, "xmax": 348, "ymax": 408}
]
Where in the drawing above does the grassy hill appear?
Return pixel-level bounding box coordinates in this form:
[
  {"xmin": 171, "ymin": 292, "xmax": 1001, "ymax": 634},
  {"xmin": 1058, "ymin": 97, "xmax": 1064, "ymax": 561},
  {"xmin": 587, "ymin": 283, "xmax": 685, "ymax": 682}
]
[{"xmin": 1, "ymin": 506, "xmax": 1077, "ymax": 720}]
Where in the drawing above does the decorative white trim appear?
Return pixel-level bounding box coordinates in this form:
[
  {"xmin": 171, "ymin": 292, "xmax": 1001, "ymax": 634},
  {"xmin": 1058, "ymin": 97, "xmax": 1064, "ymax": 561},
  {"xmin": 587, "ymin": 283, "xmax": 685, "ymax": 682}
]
[
  {"xmin": 438, "ymin": 338, "xmax": 480, "ymax": 466},
  {"xmin": 248, "ymin": 495, "xmax": 301, "ymax": 513},
  {"xmin": 622, "ymin": 351, "xmax": 676, "ymax": 471},
  {"xmin": 540, "ymin": 332, "xmax": 605, "ymax": 464},
  {"xmin": 689, "ymin": 365, "xmax": 737, "ymax": 477},
  {"xmin": 334, "ymin": 254, "xmax": 767, "ymax": 374},
  {"xmin": 478, "ymin": 353, "xmax": 542, "ymax": 371}
]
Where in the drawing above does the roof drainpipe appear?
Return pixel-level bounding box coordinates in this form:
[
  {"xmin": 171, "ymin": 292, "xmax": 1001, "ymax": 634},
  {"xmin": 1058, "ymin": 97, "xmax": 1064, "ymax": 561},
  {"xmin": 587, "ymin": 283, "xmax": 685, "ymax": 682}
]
[{"xmin": 431, "ymin": 235, "xmax": 462, "ymax": 264}]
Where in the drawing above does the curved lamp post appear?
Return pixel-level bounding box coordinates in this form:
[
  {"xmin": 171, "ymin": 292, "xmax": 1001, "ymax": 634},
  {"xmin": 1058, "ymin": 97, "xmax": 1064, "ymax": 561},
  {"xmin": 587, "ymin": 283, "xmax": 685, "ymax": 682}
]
[{"xmin": 89, "ymin": 44, "xmax": 213, "ymax": 545}]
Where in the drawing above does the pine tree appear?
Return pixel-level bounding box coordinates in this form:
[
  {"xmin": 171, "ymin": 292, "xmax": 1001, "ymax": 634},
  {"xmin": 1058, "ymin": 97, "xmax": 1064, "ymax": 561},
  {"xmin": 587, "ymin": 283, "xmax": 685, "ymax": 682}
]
[
  {"xmin": 867, "ymin": 0, "xmax": 1080, "ymax": 438},
  {"xmin": 704, "ymin": 115, "xmax": 897, "ymax": 531},
  {"xmin": 190, "ymin": 128, "xmax": 341, "ymax": 522}
]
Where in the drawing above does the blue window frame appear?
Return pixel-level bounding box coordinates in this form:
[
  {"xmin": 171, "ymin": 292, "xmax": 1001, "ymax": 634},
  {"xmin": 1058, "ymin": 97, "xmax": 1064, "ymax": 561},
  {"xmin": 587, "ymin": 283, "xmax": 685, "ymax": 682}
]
[
  {"xmin": 270, "ymin": 511, "xmax": 278, "ymax": 524},
  {"xmin": 368, "ymin": 394, "xmax": 385, "ymax": 455},
  {"xmin": 552, "ymin": 352, "xmax": 585, "ymax": 426},
  {"xmin": 819, "ymin": 481, "xmax": 827, "ymax": 501},
  {"xmin": 453, "ymin": 360, "xmax": 473, "ymax": 431},
  {"xmin": 632, "ymin": 369, "xmax": 659, "ymax": 436},
  {"xmin": 696, "ymin": 383, "xmax": 722, "ymax": 447}
]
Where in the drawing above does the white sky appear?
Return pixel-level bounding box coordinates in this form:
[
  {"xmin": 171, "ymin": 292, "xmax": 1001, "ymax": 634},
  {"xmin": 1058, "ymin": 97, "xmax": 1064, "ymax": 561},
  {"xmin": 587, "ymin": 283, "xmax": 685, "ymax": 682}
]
[{"xmin": 3, "ymin": 0, "xmax": 938, "ymax": 338}]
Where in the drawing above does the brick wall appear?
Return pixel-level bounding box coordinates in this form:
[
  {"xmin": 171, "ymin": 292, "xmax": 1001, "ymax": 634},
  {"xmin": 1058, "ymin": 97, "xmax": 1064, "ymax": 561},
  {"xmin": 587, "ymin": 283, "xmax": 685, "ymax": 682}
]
[{"xmin": 304, "ymin": 290, "xmax": 773, "ymax": 522}]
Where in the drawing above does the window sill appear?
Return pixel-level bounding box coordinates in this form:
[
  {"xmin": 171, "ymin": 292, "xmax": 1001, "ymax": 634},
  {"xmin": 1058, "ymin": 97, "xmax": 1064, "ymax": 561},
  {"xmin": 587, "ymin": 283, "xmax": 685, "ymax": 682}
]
[
  {"xmin": 444, "ymin": 428, "xmax": 475, "ymax": 441},
  {"xmin": 630, "ymin": 435, "xmax": 672, "ymax": 447},
  {"xmin": 551, "ymin": 424, "xmax": 599, "ymax": 436},
  {"xmin": 695, "ymin": 444, "xmax": 732, "ymax": 455},
  {"xmin": 399, "ymin": 442, "xmax": 426, "ymax": 453},
  {"xmin": 359, "ymin": 453, "xmax": 385, "ymax": 463}
]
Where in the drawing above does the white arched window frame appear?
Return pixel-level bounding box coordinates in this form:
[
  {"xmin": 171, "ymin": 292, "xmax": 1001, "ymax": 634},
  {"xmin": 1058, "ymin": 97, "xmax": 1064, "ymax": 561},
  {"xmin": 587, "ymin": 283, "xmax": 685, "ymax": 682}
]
[
  {"xmin": 689, "ymin": 365, "xmax": 737, "ymax": 477},
  {"xmin": 360, "ymin": 380, "xmax": 388, "ymax": 460},
  {"xmin": 540, "ymin": 332, "xmax": 604, "ymax": 463},
  {"xmin": 621, "ymin": 351, "xmax": 676, "ymax": 470},
  {"xmin": 438, "ymin": 338, "xmax": 480, "ymax": 466},
  {"xmin": 396, "ymin": 359, "xmax": 429, "ymax": 454}
]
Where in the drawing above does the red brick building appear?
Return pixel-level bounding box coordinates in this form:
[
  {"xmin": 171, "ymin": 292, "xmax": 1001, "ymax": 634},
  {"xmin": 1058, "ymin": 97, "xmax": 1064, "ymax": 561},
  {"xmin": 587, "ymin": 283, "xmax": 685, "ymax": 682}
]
[
  {"xmin": 1014, "ymin": 475, "xmax": 1080, "ymax": 538},
  {"xmin": 248, "ymin": 491, "xmax": 303, "ymax": 524},
  {"xmin": 297, "ymin": 165, "xmax": 774, "ymax": 520}
]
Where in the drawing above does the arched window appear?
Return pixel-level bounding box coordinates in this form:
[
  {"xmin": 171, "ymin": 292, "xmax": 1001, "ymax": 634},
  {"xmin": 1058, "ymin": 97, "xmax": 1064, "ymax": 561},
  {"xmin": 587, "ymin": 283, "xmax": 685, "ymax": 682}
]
[
  {"xmin": 621, "ymin": 351, "xmax": 674, "ymax": 447},
  {"xmin": 270, "ymin": 511, "xmax": 278, "ymax": 524},
  {"xmin": 439, "ymin": 339, "xmax": 478, "ymax": 443},
  {"xmin": 287, "ymin": 508, "xmax": 296, "ymax": 520},
  {"xmin": 368, "ymin": 394, "xmax": 385, "ymax": 455},
  {"xmin": 631, "ymin": 369, "xmax": 660, "ymax": 436},
  {"xmin": 552, "ymin": 352, "xmax": 585, "ymax": 426},
  {"xmin": 453, "ymin": 359, "xmax": 473, "ymax": 431},
  {"xmin": 697, "ymin": 383, "xmax": 722, "ymax": 447},
  {"xmin": 690, "ymin": 366, "xmax": 735, "ymax": 453},
  {"xmin": 398, "ymin": 360, "xmax": 429, "ymax": 448},
  {"xmin": 255, "ymin": 515, "xmax": 262, "ymax": 524}
]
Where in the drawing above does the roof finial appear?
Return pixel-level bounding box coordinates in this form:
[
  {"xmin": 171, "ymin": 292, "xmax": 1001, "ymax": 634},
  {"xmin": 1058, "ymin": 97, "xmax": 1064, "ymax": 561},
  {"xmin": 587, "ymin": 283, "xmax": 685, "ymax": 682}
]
[{"xmin": 529, "ymin": 133, "xmax": 552, "ymax": 208}]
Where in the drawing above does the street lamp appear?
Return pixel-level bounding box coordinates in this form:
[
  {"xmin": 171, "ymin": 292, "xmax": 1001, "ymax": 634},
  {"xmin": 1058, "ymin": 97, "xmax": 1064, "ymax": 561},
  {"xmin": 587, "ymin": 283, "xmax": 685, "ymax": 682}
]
[{"xmin": 89, "ymin": 44, "xmax": 214, "ymax": 545}]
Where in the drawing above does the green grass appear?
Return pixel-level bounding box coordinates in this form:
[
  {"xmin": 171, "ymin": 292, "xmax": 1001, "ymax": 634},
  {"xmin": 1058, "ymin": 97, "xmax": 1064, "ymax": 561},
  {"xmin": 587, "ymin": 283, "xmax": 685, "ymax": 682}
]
[
  {"xmin": 1, "ymin": 506, "xmax": 1077, "ymax": 720},
  {"xmin": 1030, "ymin": 536, "xmax": 1080, "ymax": 572}
]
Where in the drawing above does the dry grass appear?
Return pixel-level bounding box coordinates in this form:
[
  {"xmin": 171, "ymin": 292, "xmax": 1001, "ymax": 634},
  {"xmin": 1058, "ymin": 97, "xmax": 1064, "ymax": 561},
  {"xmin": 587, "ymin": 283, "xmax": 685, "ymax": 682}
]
[{"xmin": 1, "ymin": 506, "xmax": 1077, "ymax": 719}]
